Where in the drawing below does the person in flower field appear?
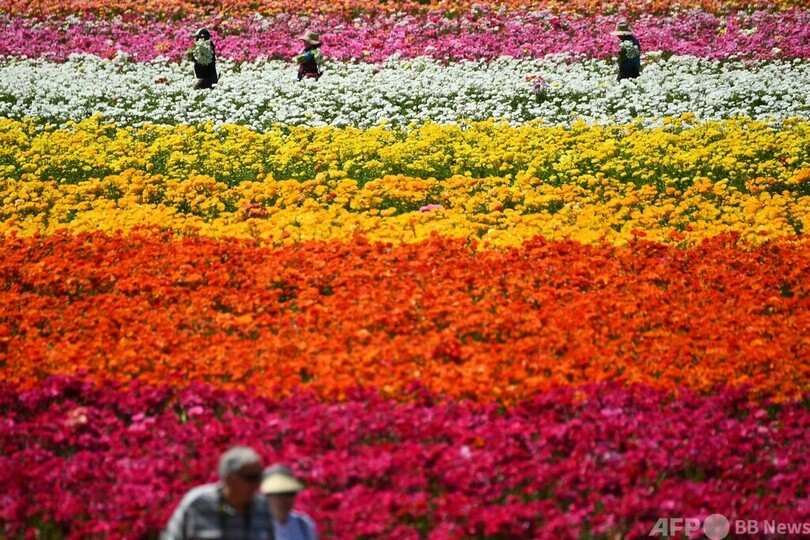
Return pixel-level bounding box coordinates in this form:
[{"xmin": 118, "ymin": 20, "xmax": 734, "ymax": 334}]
[
  {"xmin": 611, "ymin": 21, "xmax": 642, "ymax": 81},
  {"xmin": 260, "ymin": 464, "xmax": 319, "ymax": 540},
  {"xmin": 294, "ymin": 30, "xmax": 325, "ymax": 81},
  {"xmin": 161, "ymin": 446, "xmax": 273, "ymax": 540},
  {"xmin": 187, "ymin": 28, "xmax": 219, "ymax": 90}
]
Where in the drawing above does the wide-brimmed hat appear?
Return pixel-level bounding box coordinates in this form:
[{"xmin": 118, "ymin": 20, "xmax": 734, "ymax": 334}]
[
  {"xmin": 193, "ymin": 28, "xmax": 211, "ymax": 40},
  {"xmin": 299, "ymin": 30, "xmax": 321, "ymax": 45},
  {"xmin": 260, "ymin": 464, "xmax": 305, "ymax": 495},
  {"xmin": 610, "ymin": 21, "xmax": 633, "ymax": 36}
]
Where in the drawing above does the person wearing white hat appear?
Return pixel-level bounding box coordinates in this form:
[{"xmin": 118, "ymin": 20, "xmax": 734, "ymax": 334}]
[
  {"xmin": 260, "ymin": 464, "xmax": 318, "ymax": 540},
  {"xmin": 611, "ymin": 21, "xmax": 642, "ymax": 81},
  {"xmin": 294, "ymin": 30, "xmax": 325, "ymax": 81}
]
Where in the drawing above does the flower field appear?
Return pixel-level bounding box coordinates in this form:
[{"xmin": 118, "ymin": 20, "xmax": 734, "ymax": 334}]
[{"xmin": 1, "ymin": 0, "xmax": 810, "ymax": 539}]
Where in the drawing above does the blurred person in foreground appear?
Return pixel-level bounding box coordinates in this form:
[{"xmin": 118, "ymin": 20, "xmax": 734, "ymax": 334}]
[
  {"xmin": 260, "ymin": 464, "xmax": 318, "ymax": 540},
  {"xmin": 161, "ymin": 446, "xmax": 272, "ymax": 540}
]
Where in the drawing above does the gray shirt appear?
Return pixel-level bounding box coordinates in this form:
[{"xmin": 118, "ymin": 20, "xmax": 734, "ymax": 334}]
[{"xmin": 161, "ymin": 483, "xmax": 272, "ymax": 540}]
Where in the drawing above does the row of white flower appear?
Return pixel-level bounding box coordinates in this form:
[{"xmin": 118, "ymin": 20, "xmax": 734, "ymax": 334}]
[{"xmin": 1, "ymin": 53, "xmax": 808, "ymax": 129}]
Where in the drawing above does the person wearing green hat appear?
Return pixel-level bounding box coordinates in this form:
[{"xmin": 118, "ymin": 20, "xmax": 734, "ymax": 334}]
[{"xmin": 260, "ymin": 464, "xmax": 318, "ymax": 540}]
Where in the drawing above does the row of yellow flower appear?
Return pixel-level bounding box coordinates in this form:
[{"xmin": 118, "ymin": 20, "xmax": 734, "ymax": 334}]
[
  {"xmin": 4, "ymin": 115, "xmax": 808, "ymax": 184},
  {"xmin": 2, "ymin": 116, "xmax": 809, "ymax": 247},
  {"xmin": 2, "ymin": 173, "xmax": 807, "ymax": 247}
]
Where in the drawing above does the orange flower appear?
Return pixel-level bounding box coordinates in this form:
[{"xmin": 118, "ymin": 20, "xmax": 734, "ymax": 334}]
[{"xmin": 1, "ymin": 231, "xmax": 808, "ymax": 404}]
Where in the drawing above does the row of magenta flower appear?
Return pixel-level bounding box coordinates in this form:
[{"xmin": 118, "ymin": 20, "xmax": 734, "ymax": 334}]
[
  {"xmin": 3, "ymin": 376, "xmax": 809, "ymax": 539},
  {"xmin": 5, "ymin": 0, "xmax": 809, "ymax": 17},
  {"xmin": 1, "ymin": 9, "xmax": 810, "ymax": 62}
]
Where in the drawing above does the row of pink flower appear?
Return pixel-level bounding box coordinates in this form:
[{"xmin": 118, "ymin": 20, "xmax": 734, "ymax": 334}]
[
  {"xmin": 3, "ymin": 376, "xmax": 809, "ymax": 539},
  {"xmin": 2, "ymin": 8, "xmax": 809, "ymax": 63},
  {"xmin": 2, "ymin": 0, "xmax": 805, "ymax": 19}
]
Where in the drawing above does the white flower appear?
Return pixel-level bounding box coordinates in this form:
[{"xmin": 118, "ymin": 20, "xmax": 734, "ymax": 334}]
[
  {"xmin": 620, "ymin": 40, "xmax": 640, "ymax": 60},
  {"xmin": 192, "ymin": 40, "xmax": 214, "ymax": 66},
  {"xmin": 1, "ymin": 55, "xmax": 809, "ymax": 129}
]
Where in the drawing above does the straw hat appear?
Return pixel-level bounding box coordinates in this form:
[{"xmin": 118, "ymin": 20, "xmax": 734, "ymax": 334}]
[
  {"xmin": 299, "ymin": 30, "xmax": 321, "ymax": 46},
  {"xmin": 260, "ymin": 464, "xmax": 305, "ymax": 495},
  {"xmin": 610, "ymin": 21, "xmax": 633, "ymax": 36}
]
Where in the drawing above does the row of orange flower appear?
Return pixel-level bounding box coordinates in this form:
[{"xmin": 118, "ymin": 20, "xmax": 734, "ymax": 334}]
[{"xmin": 3, "ymin": 231, "xmax": 808, "ymax": 403}]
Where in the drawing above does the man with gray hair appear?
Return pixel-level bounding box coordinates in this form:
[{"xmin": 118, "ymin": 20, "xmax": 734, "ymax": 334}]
[{"xmin": 161, "ymin": 446, "xmax": 272, "ymax": 540}]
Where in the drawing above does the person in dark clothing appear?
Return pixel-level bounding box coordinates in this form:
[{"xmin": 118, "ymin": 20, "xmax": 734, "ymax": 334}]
[
  {"xmin": 611, "ymin": 21, "xmax": 641, "ymax": 81},
  {"xmin": 187, "ymin": 28, "xmax": 219, "ymax": 90},
  {"xmin": 294, "ymin": 30, "xmax": 324, "ymax": 81}
]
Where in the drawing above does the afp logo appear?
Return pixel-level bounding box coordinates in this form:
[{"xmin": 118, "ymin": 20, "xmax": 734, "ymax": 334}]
[{"xmin": 649, "ymin": 514, "xmax": 730, "ymax": 539}]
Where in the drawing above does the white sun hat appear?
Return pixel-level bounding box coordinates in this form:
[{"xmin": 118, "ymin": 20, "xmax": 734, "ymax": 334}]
[{"xmin": 260, "ymin": 464, "xmax": 305, "ymax": 494}]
